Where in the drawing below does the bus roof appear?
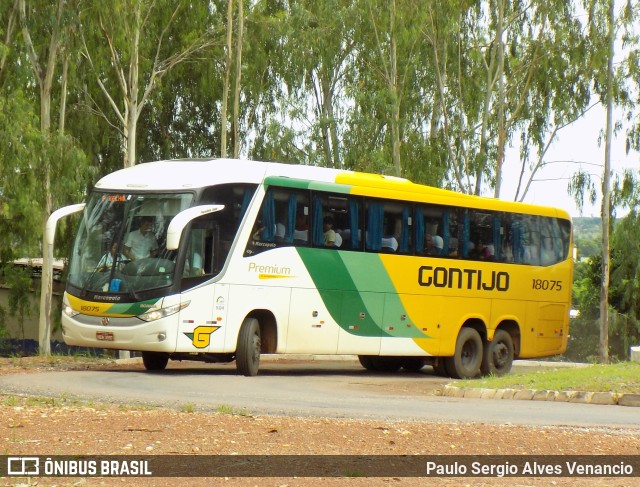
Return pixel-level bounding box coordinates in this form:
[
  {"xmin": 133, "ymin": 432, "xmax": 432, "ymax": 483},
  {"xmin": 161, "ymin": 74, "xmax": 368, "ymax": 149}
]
[
  {"xmin": 94, "ymin": 158, "xmax": 344, "ymax": 190},
  {"xmin": 94, "ymin": 158, "xmax": 570, "ymax": 220}
]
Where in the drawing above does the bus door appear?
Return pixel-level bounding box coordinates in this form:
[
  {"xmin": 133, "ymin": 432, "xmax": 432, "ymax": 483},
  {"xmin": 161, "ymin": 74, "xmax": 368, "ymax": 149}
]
[{"xmin": 175, "ymin": 226, "xmax": 227, "ymax": 353}]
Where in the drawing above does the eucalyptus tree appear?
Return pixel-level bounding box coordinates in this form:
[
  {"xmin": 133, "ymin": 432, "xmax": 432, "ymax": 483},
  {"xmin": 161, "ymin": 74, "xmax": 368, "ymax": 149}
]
[
  {"xmin": 345, "ymin": 0, "xmax": 431, "ymax": 177},
  {"xmin": 220, "ymin": 0, "xmax": 246, "ymax": 159},
  {"xmin": 243, "ymin": 0, "xmax": 311, "ymax": 163},
  {"xmin": 276, "ymin": 0, "xmax": 358, "ymax": 168},
  {"xmin": 78, "ymin": 0, "xmax": 218, "ymax": 168},
  {"xmin": 569, "ymin": 0, "xmax": 638, "ymax": 363},
  {"xmin": 134, "ymin": 1, "xmax": 228, "ymax": 162},
  {"xmin": 221, "ymin": 0, "xmax": 234, "ymax": 158},
  {"xmin": 16, "ymin": 0, "xmax": 91, "ymax": 354},
  {"xmin": 423, "ymin": 1, "xmax": 594, "ymax": 197}
]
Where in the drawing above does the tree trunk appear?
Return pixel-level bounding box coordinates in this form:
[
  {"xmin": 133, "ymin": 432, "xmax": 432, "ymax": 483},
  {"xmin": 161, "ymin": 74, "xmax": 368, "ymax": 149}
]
[
  {"xmin": 599, "ymin": 0, "xmax": 615, "ymax": 364},
  {"xmin": 493, "ymin": 0, "xmax": 505, "ymax": 199},
  {"xmin": 20, "ymin": 0, "xmax": 63, "ymax": 355},
  {"xmin": 389, "ymin": 0, "xmax": 401, "ymax": 177},
  {"xmin": 125, "ymin": 4, "xmax": 141, "ymax": 167},
  {"xmin": 319, "ymin": 73, "xmax": 333, "ymax": 167},
  {"xmin": 232, "ymin": 0, "xmax": 243, "ymax": 159},
  {"xmin": 221, "ymin": 0, "xmax": 233, "ymax": 158},
  {"xmin": 59, "ymin": 54, "xmax": 69, "ymax": 135}
]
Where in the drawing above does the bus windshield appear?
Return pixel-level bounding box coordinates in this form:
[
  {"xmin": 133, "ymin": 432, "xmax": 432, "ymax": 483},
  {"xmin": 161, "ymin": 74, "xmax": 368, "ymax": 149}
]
[{"xmin": 67, "ymin": 192, "xmax": 193, "ymax": 295}]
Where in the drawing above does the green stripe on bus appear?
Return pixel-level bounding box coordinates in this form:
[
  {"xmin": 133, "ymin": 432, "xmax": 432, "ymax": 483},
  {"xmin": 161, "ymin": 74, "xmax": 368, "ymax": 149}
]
[
  {"xmin": 340, "ymin": 253, "xmax": 427, "ymax": 338},
  {"xmin": 263, "ymin": 176, "xmax": 351, "ymax": 194},
  {"xmin": 296, "ymin": 248, "xmax": 428, "ymax": 339},
  {"xmin": 109, "ymin": 299, "xmax": 160, "ymax": 316}
]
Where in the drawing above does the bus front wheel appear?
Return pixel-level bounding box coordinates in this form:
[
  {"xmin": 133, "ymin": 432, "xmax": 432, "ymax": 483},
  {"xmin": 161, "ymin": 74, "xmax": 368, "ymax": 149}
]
[
  {"xmin": 358, "ymin": 355, "xmax": 376, "ymax": 371},
  {"xmin": 481, "ymin": 329, "xmax": 514, "ymax": 376},
  {"xmin": 236, "ymin": 317, "xmax": 261, "ymax": 376},
  {"xmin": 444, "ymin": 328, "xmax": 483, "ymax": 379},
  {"xmin": 142, "ymin": 352, "xmax": 169, "ymax": 371},
  {"xmin": 358, "ymin": 356, "xmax": 403, "ymax": 372}
]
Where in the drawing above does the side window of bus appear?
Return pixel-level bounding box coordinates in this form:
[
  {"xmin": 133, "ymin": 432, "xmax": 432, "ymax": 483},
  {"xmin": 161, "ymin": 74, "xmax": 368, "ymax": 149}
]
[
  {"xmin": 310, "ymin": 193, "xmax": 350, "ymax": 248},
  {"xmin": 246, "ymin": 187, "xmax": 309, "ymax": 255},
  {"xmin": 415, "ymin": 205, "xmax": 450, "ymax": 257},
  {"xmin": 363, "ymin": 199, "xmax": 410, "ymax": 253},
  {"xmin": 466, "ymin": 210, "xmax": 498, "ymax": 261},
  {"xmin": 273, "ymin": 190, "xmax": 309, "ymax": 246},
  {"xmin": 556, "ymin": 218, "xmax": 572, "ymax": 261},
  {"xmin": 506, "ymin": 214, "xmax": 541, "ymax": 265},
  {"xmin": 333, "ymin": 195, "xmax": 362, "ymax": 251},
  {"xmin": 183, "ymin": 228, "xmax": 214, "ymax": 278},
  {"xmin": 524, "ymin": 216, "xmax": 541, "ymax": 265},
  {"xmin": 365, "ymin": 200, "xmax": 387, "ymax": 252},
  {"xmin": 540, "ymin": 217, "xmax": 569, "ymax": 266}
]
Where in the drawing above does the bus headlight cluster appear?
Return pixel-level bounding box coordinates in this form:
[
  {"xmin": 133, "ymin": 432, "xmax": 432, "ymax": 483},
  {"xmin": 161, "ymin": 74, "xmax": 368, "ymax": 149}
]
[
  {"xmin": 138, "ymin": 301, "xmax": 190, "ymax": 322},
  {"xmin": 63, "ymin": 304, "xmax": 80, "ymax": 318}
]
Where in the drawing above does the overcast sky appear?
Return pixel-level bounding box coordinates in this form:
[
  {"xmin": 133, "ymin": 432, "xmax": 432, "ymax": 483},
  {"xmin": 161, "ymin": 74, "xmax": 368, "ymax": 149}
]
[{"xmin": 498, "ymin": 103, "xmax": 638, "ymax": 218}]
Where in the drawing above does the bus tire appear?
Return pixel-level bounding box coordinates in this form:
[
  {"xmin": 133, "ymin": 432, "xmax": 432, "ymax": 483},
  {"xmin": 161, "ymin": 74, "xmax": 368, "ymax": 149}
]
[
  {"xmin": 236, "ymin": 317, "xmax": 261, "ymax": 376},
  {"xmin": 481, "ymin": 329, "xmax": 514, "ymax": 376},
  {"xmin": 402, "ymin": 357, "xmax": 426, "ymax": 372},
  {"xmin": 444, "ymin": 328, "xmax": 483, "ymax": 379},
  {"xmin": 358, "ymin": 355, "xmax": 377, "ymax": 371},
  {"xmin": 371, "ymin": 356, "xmax": 403, "ymax": 372},
  {"xmin": 142, "ymin": 352, "xmax": 168, "ymax": 371}
]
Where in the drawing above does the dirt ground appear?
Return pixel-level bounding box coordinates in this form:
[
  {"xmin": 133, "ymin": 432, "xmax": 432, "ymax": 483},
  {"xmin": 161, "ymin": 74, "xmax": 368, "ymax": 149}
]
[{"xmin": 1, "ymin": 357, "xmax": 639, "ymax": 487}]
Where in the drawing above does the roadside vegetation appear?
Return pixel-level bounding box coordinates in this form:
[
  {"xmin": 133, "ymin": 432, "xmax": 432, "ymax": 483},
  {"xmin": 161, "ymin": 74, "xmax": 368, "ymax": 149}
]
[{"xmin": 455, "ymin": 361, "xmax": 640, "ymax": 394}]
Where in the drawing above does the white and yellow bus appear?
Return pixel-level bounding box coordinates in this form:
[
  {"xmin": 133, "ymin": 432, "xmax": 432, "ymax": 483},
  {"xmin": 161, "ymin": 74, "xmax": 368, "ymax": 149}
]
[{"xmin": 51, "ymin": 158, "xmax": 573, "ymax": 378}]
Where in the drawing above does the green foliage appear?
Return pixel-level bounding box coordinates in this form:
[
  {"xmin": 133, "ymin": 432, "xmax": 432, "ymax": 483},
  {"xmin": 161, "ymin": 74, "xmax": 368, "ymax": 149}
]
[
  {"xmin": 0, "ymin": 90, "xmax": 44, "ymax": 261},
  {"xmin": 568, "ymin": 211, "xmax": 640, "ymax": 362}
]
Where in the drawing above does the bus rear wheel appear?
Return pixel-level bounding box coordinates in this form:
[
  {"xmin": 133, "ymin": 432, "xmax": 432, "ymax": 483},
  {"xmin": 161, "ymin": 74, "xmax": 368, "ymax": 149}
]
[
  {"xmin": 481, "ymin": 329, "xmax": 514, "ymax": 376},
  {"xmin": 236, "ymin": 317, "xmax": 261, "ymax": 376},
  {"xmin": 444, "ymin": 328, "xmax": 483, "ymax": 379},
  {"xmin": 142, "ymin": 352, "xmax": 169, "ymax": 371}
]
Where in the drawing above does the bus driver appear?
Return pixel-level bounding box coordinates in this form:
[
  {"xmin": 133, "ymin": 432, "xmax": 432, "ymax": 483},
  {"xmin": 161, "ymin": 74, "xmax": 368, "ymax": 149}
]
[{"xmin": 123, "ymin": 217, "xmax": 158, "ymax": 261}]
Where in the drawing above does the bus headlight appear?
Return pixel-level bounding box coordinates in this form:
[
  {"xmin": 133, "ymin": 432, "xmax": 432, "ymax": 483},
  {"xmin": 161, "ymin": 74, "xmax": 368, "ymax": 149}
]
[
  {"xmin": 63, "ymin": 304, "xmax": 80, "ymax": 318},
  {"xmin": 138, "ymin": 301, "xmax": 190, "ymax": 322}
]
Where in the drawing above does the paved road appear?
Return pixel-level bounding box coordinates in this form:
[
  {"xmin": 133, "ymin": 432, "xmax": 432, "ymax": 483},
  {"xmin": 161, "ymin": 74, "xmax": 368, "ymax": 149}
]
[{"xmin": 1, "ymin": 359, "xmax": 638, "ymax": 429}]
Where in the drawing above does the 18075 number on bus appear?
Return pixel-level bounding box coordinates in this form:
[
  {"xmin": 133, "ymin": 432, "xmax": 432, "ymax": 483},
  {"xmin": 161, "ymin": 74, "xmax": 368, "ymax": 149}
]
[{"xmin": 532, "ymin": 279, "xmax": 562, "ymax": 291}]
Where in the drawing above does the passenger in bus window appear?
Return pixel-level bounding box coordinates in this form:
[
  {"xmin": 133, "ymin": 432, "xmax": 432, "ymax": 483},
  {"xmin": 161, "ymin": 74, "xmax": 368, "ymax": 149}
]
[
  {"xmin": 323, "ymin": 216, "xmax": 336, "ymax": 246},
  {"xmin": 425, "ymin": 234, "xmax": 443, "ymax": 255},
  {"xmin": 470, "ymin": 240, "xmax": 492, "ymax": 260},
  {"xmin": 293, "ymin": 213, "xmax": 308, "ymax": 243},
  {"xmin": 184, "ymin": 250, "xmax": 203, "ymax": 277},
  {"xmin": 275, "ymin": 221, "xmax": 286, "ymax": 242},
  {"xmin": 380, "ymin": 235, "xmax": 398, "ymax": 252},
  {"xmin": 275, "ymin": 207, "xmax": 287, "ymax": 242},
  {"xmin": 123, "ymin": 217, "xmax": 158, "ymax": 261}
]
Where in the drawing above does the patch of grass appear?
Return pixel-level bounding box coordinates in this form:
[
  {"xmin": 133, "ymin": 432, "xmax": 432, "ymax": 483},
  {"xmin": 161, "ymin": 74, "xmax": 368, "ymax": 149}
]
[
  {"xmin": 2, "ymin": 396, "xmax": 19, "ymax": 407},
  {"xmin": 0, "ymin": 393, "xmax": 92, "ymax": 409},
  {"xmin": 455, "ymin": 362, "xmax": 640, "ymax": 393},
  {"xmin": 181, "ymin": 402, "xmax": 196, "ymax": 413},
  {"xmin": 215, "ymin": 404, "xmax": 249, "ymax": 416}
]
